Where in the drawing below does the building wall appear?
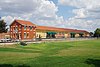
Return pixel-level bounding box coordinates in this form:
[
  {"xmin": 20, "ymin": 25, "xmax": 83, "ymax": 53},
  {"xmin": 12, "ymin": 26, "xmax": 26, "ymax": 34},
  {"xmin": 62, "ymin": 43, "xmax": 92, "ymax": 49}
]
[
  {"xmin": 0, "ymin": 33, "xmax": 10, "ymax": 39},
  {"xmin": 55, "ymin": 32, "xmax": 67, "ymax": 38},
  {"xmin": 10, "ymin": 21, "xmax": 36, "ymax": 40},
  {"xmin": 10, "ymin": 22, "xmax": 21, "ymax": 39},
  {"xmin": 36, "ymin": 31, "xmax": 46, "ymax": 38},
  {"xmin": 22, "ymin": 25, "xmax": 36, "ymax": 39},
  {"xmin": 10, "ymin": 20, "xmax": 90, "ymax": 40},
  {"xmin": 64, "ymin": 33, "xmax": 70, "ymax": 38},
  {"xmin": 75, "ymin": 33, "xmax": 90, "ymax": 38},
  {"xmin": 36, "ymin": 30, "xmax": 68, "ymax": 38},
  {"xmin": 35, "ymin": 31, "xmax": 85, "ymax": 39},
  {"xmin": 83, "ymin": 33, "xmax": 90, "ymax": 37},
  {"xmin": 75, "ymin": 34, "xmax": 80, "ymax": 37}
]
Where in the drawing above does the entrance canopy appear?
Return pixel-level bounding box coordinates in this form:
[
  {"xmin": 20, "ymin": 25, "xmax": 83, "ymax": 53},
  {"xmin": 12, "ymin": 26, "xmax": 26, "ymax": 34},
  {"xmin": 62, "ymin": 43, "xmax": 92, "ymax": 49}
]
[
  {"xmin": 70, "ymin": 32, "xmax": 76, "ymax": 34},
  {"xmin": 47, "ymin": 32, "xmax": 57, "ymax": 34}
]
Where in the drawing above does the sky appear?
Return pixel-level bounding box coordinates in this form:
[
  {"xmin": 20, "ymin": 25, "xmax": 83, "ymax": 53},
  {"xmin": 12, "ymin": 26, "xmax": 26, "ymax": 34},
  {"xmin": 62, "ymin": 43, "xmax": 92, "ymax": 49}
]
[{"xmin": 0, "ymin": 0, "xmax": 100, "ymax": 32}]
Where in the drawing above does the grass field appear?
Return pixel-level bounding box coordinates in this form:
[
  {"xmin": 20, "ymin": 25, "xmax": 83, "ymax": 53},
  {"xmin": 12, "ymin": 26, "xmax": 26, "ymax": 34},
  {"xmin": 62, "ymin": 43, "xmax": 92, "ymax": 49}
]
[{"xmin": 0, "ymin": 39, "xmax": 100, "ymax": 67}]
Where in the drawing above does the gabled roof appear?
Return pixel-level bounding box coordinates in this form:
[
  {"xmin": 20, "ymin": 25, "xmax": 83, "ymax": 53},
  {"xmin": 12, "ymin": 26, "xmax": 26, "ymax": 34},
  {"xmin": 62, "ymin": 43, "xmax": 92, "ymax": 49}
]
[
  {"xmin": 72, "ymin": 29, "xmax": 89, "ymax": 33},
  {"xmin": 36, "ymin": 26, "xmax": 89, "ymax": 33},
  {"xmin": 10, "ymin": 20, "xmax": 89, "ymax": 34},
  {"xmin": 36, "ymin": 26, "xmax": 67, "ymax": 32},
  {"xmin": 10, "ymin": 20, "xmax": 36, "ymax": 26}
]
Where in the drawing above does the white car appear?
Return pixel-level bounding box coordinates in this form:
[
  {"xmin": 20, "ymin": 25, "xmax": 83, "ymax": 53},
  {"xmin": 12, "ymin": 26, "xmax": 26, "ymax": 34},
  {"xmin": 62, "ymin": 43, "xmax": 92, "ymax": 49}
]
[{"xmin": 0, "ymin": 39, "xmax": 11, "ymax": 42}]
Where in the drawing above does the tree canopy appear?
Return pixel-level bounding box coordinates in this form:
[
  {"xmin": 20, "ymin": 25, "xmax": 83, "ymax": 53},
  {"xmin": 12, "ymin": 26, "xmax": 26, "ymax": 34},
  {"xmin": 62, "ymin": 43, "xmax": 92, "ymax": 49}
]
[
  {"xmin": 0, "ymin": 20, "xmax": 8, "ymax": 33},
  {"xmin": 94, "ymin": 28, "xmax": 100, "ymax": 38},
  {"xmin": 89, "ymin": 32, "xmax": 94, "ymax": 37}
]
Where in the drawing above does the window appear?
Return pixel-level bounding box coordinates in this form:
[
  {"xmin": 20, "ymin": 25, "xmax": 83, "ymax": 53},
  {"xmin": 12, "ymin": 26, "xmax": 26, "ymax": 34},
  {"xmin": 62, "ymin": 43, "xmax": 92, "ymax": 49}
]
[
  {"xmin": 24, "ymin": 32, "xmax": 29, "ymax": 38},
  {"xmin": 19, "ymin": 33, "xmax": 21, "ymax": 39},
  {"xmin": 15, "ymin": 27, "xmax": 18, "ymax": 31},
  {"xmin": 24, "ymin": 26, "xmax": 27, "ymax": 30},
  {"xmin": 14, "ymin": 27, "xmax": 18, "ymax": 32},
  {"xmin": 14, "ymin": 27, "xmax": 15, "ymax": 30},
  {"xmin": 36, "ymin": 34, "xmax": 38, "ymax": 37},
  {"xmin": 27, "ymin": 26, "xmax": 29, "ymax": 30},
  {"xmin": 27, "ymin": 32, "xmax": 29, "ymax": 38},
  {"xmin": 30, "ymin": 26, "xmax": 33, "ymax": 30},
  {"xmin": 24, "ymin": 32, "xmax": 27, "ymax": 38},
  {"xmin": 19, "ymin": 25, "xmax": 21, "ymax": 30}
]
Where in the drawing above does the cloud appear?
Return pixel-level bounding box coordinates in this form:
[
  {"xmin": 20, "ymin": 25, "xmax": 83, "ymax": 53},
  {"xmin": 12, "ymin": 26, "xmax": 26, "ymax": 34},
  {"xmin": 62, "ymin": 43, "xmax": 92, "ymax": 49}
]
[
  {"xmin": 65, "ymin": 18, "xmax": 100, "ymax": 31},
  {"xmin": 58, "ymin": 0, "xmax": 100, "ymax": 31},
  {"xmin": 0, "ymin": 0, "xmax": 41, "ymax": 24},
  {"xmin": 1, "ymin": 16, "xmax": 24, "ymax": 25},
  {"xmin": 58, "ymin": 0, "xmax": 100, "ymax": 9},
  {"xmin": 72, "ymin": 8, "xmax": 86, "ymax": 19},
  {"xmin": 0, "ymin": 0, "xmax": 100, "ymax": 32},
  {"xmin": 0, "ymin": 0, "xmax": 40, "ymax": 14},
  {"xmin": 0, "ymin": 0, "xmax": 65, "ymax": 28}
]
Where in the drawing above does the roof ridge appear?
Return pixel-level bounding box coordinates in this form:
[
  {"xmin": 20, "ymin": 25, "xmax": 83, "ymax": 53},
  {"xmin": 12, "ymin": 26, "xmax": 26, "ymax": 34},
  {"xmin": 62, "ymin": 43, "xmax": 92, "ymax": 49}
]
[{"xmin": 15, "ymin": 19, "xmax": 36, "ymax": 26}]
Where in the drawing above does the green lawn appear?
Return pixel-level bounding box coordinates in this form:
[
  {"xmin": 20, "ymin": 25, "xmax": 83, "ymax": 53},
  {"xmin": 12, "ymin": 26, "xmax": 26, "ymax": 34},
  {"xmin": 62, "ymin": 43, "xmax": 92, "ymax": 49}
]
[{"xmin": 0, "ymin": 39, "xmax": 100, "ymax": 67}]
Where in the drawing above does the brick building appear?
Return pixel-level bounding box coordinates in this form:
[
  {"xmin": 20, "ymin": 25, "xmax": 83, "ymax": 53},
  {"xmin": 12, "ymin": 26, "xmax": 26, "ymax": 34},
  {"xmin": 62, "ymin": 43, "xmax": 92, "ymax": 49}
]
[
  {"xmin": 10, "ymin": 20, "xmax": 36, "ymax": 40},
  {"xmin": 10, "ymin": 20, "xmax": 90, "ymax": 40},
  {"xmin": 0, "ymin": 32, "xmax": 10, "ymax": 39}
]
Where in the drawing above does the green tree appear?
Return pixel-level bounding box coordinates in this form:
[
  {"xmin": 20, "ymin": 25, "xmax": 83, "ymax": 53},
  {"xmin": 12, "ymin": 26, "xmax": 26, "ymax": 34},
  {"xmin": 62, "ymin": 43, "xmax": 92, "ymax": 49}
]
[
  {"xmin": 94, "ymin": 28, "xmax": 100, "ymax": 38},
  {"xmin": 89, "ymin": 32, "xmax": 94, "ymax": 37},
  {"xmin": 0, "ymin": 20, "xmax": 8, "ymax": 33}
]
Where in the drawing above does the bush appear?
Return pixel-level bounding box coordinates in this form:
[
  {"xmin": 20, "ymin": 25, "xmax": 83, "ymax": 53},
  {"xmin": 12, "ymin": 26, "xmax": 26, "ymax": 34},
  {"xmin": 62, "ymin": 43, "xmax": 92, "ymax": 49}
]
[{"xmin": 20, "ymin": 41, "xmax": 27, "ymax": 46}]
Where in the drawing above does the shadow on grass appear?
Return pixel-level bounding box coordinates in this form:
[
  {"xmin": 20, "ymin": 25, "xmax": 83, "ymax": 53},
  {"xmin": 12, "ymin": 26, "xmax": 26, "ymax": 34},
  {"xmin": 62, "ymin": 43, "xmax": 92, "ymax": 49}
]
[
  {"xmin": 0, "ymin": 64, "xmax": 13, "ymax": 67},
  {"xmin": 0, "ymin": 64, "xmax": 30, "ymax": 67},
  {"xmin": 85, "ymin": 58, "xmax": 100, "ymax": 67}
]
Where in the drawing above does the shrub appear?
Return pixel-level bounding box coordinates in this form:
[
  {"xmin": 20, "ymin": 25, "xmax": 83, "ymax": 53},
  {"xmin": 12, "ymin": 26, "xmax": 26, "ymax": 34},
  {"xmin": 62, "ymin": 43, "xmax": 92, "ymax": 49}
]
[{"xmin": 20, "ymin": 41, "xmax": 27, "ymax": 46}]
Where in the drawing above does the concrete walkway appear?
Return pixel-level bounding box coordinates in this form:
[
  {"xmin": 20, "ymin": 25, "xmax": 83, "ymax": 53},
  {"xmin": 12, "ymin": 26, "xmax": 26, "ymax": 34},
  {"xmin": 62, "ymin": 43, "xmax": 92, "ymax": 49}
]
[
  {"xmin": 0, "ymin": 38, "xmax": 97, "ymax": 45},
  {"xmin": 0, "ymin": 41, "xmax": 42, "ymax": 46}
]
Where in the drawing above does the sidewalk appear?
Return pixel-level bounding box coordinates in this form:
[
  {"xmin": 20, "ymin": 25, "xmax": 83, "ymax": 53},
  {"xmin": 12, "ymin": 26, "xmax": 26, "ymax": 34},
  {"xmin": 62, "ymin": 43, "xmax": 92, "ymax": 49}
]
[{"xmin": 0, "ymin": 38, "xmax": 97, "ymax": 45}]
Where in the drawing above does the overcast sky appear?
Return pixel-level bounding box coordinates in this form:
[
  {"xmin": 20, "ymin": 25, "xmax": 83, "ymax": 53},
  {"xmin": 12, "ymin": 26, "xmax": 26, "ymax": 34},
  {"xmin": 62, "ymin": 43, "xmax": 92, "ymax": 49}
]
[{"xmin": 0, "ymin": 0, "xmax": 100, "ymax": 32}]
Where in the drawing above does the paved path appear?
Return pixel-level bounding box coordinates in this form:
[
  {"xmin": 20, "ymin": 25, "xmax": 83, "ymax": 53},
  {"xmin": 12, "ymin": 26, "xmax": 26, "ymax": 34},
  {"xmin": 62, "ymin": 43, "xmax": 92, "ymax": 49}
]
[
  {"xmin": 0, "ymin": 38, "xmax": 97, "ymax": 45},
  {"xmin": 0, "ymin": 41, "xmax": 42, "ymax": 45}
]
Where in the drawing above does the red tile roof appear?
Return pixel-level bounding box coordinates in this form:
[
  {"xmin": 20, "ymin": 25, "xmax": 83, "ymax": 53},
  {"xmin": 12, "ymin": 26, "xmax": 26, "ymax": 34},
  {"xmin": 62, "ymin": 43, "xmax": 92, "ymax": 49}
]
[
  {"xmin": 10, "ymin": 20, "xmax": 89, "ymax": 34},
  {"xmin": 36, "ymin": 26, "xmax": 89, "ymax": 33},
  {"xmin": 11, "ymin": 20, "xmax": 36, "ymax": 26},
  {"xmin": 36, "ymin": 26, "xmax": 66, "ymax": 32}
]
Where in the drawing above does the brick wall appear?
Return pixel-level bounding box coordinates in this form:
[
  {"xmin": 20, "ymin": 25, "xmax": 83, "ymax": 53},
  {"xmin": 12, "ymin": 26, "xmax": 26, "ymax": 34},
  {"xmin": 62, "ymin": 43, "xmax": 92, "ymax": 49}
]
[{"xmin": 0, "ymin": 32, "xmax": 10, "ymax": 39}]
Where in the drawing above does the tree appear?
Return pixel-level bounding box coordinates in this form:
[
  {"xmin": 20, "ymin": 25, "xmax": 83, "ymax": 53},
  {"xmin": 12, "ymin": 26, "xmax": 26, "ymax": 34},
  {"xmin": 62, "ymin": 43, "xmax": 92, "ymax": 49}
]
[
  {"xmin": 0, "ymin": 20, "xmax": 8, "ymax": 33},
  {"xmin": 94, "ymin": 28, "xmax": 100, "ymax": 38},
  {"xmin": 89, "ymin": 32, "xmax": 94, "ymax": 37}
]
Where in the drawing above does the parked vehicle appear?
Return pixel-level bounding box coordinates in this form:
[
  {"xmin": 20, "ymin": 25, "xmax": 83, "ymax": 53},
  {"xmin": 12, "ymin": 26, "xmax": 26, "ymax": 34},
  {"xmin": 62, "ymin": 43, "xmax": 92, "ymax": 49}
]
[{"xmin": 0, "ymin": 38, "xmax": 11, "ymax": 42}]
